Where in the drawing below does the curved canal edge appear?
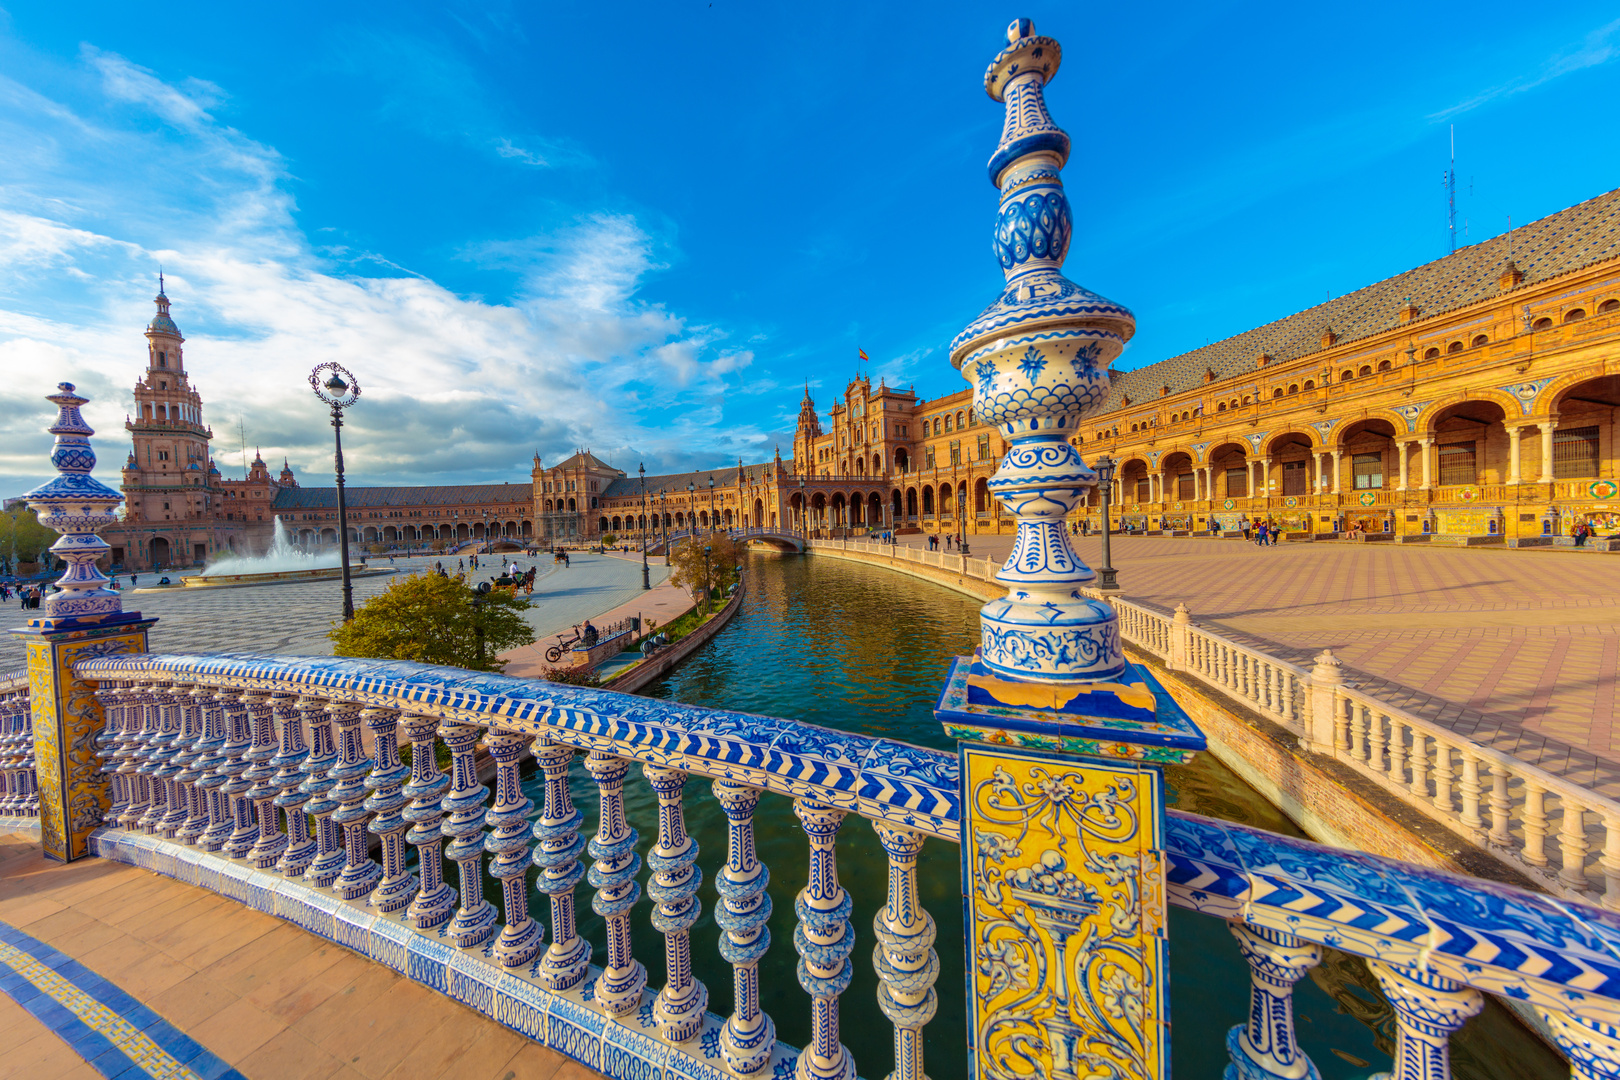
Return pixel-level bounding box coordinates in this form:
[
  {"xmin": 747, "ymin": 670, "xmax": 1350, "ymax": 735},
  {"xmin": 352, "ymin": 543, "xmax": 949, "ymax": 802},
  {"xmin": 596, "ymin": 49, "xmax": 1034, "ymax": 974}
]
[
  {"xmin": 602, "ymin": 573, "xmax": 747, "ymax": 693},
  {"xmin": 798, "ymin": 539, "xmax": 1541, "ymax": 886}
]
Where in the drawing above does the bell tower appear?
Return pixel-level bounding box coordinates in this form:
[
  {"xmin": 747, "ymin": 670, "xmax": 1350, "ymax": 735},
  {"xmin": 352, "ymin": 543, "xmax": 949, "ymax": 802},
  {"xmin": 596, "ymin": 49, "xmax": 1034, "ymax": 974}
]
[
  {"xmin": 125, "ymin": 279, "xmax": 214, "ymax": 526},
  {"xmin": 793, "ymin": 384, "xmax": 821, "ymax": 473}
]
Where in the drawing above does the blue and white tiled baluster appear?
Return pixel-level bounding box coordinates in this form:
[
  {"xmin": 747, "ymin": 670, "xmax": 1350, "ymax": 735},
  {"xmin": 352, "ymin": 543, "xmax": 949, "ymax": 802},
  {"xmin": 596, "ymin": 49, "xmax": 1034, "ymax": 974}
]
[
  {"xmin": 530, "ymin": 738, "xmax": 588, "ymax": 989},
  {"xmin": 301, "ymin": 699, "xmax": 347, "ymax": 889},
  {"xmin": 138, "ymin": 682, "xmax": 180, "ymax": 834},
  {"xmin": 177, "ymin": 685, "xmax": 220, "ymax": 845},
  {"xmin": 158, "ymin": 681, "xmax": 200, "ymax": 837},
  {"xmin": 330, "ymin": 702, "xmax": 382, "ymax": 899},
  {"xmin": 585, "ymin": 749, "xmax": 646, "ymax": 1015},
  {"xmin": 871, "ymin": 823, "xmax": 938, "ymax": 1080},
  {"xmin": 401, "ymin": 714, "xmax": 456, "ymax": 929},
  {"xmin": 96, "ymin": 682, "xmax": 128, "ymax": 825},
  {"xmin": 440, "ymin": 721, "xmax": 496, "ymax": 948},
  {"xmin": 794, "ymin": 798, "xmax": 856, "ymax": 1080},
  {"xmin": 363, "ymin": 707, "xmax": 417, "ymax": 913},
  {"xmin": 244, "ymin": 691, "xmax": 288, "ymax": 869},
  {"xmin": 948, "ymin": 17, "xmax": 1135, "ymax": 684},
  {"xmin": 714, "ymin": 779, "xmax": 774, "ymax": 1078},
  {"xmin": 483, "ymin": 728, "xmax": 540, "ymax": 965},
  {"xmin": 195, "ymin": 690, "xmax": 236, "ymax": 852},
  {"xmin": 1535, "ymin": 1010, "xmax": 1620, "ymax": 1080},
  {"xmin": 219, "ymin": 690, "xmax": 259, "ymax": 859},
  {"xmin": 644, "ymin": 764, "xmax": 706, "ymax": 1042},
  {"xmin": 13, "ymin": 705, "xmax": 37, "ymax": 820},
  {"xmin": 1366, "ymin": 961, "xmax": 1482, "ymax": 1080},
  {"xmin": 117, "ymin": 680, "xmax": 155, "ymax": 829},
  {"xmin": 271, "ymin": 694, "xmax": 317, "ymax": 878},
  {"xmin": 1224, "ymin": 922, "xmax": 1322, "ymax": 1080}
]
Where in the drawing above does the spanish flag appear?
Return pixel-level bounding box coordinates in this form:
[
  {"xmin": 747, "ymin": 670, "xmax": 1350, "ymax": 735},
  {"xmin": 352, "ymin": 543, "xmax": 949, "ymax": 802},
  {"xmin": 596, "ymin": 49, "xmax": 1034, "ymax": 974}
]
[{"xmin": 858, "ymin": 348, "xmax": 869, "ymax": 361}]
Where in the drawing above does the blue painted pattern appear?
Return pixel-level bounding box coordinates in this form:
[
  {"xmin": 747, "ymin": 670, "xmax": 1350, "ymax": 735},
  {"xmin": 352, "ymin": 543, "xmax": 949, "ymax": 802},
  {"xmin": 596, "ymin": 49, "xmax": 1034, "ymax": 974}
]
[{"xmin": 0, "ymin": 918, "xmax": 246, "ymax": 1080}]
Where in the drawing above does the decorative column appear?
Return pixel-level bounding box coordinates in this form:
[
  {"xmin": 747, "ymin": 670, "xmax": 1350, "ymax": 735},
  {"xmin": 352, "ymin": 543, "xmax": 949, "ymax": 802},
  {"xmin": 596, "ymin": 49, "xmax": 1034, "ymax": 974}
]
[
  {"xmin": 244, "ymin": 691, "xmax": 287, "ymax": 869},
  {"xmin": 530, "ymin": 738, "xmax": 588, "ymax": 989},
  {"xmin": 195, "ymin": 690, "xmax": 235, "ymax": 853},
  {"xmin": 11, "ymin": 383, "xmax": 155, "ymax": 862},
  {"xmin": 300, "ymin": 698, "xmax": 347, "ymax": 888},
  {"xmin": 271, "ymin": 694, "xmax": 317, "ymax": 878},
  {"xmin": 1330, "ymin": 449, "xmax": 1343, "ymax": 495},
  {"xmin": 440, "ymin": 721, "xmax": 497, "ymax": 947},
  {"xmin": 116, "ymin": 681, "xmax": 155, "ymax": 830},
  {"xmin": 401, "ymin": 714, "xmax": 455, "ymax": 929},
  {"xmin": 1508, "ymin": 425, "xmax": 1523, "ymax": 484},
  {"xmin": 713, "ymin": 780, "xmax": 774, "ymax": 1078},
  {"xmin": 1366, "ymin": 961, "xmax": 1482, "ymax": 1079},
  {"xmin": 584, "ymin": 750, "xmax": 646, "ymax": 1015},
  {"xmin": 1535, "ymin": 1011, "xmax": 1620, "ymax": 1080},
  {"xmin": 1538, "ymin": 421, "xmax": 1557, "ymax": 484},
  {"xmin": 94, "ymin": 682, "xmax": 127, "ymax": 825},
  {"xmin": 1224, "ymin": 921, "xmax": 1322, "ymax": 1080},
  {"xmin": 938, "ymin": 22, "xmax": 1208, "ymax": 1080},
  {"xmin": 1313, "ymin": 453, "xmax": 1325, "ymax": 494},
  {"xmin": 137, "ymin": 682, "xmax": 180, "ymax": 834},
  {"xmin": 1418, "ymin": 437, "xmax": 1434, "ymax": 489},
  {"xmin": 1397, "ymin": 441, "xmax": 1410, "ymax": 491},
  {"xmin": 793, "ymin": 799, "xmax": 856, "ymax": 1080},
  {"xmin": 483, "ymin": 728, "xmax": 540, "ymax": 966},
  {"xmin": 330, "ymin": 702, "xmax": 382, "ymax": 899},
  {"xmin": 218, "ymin": 691, "xmax": 259, "ymax": 860},
  {"xmin": 362, "ymin": 708, "xmax": 416, "ymax": 912},
  {"xmin": 159, "ymin": 682, "xmax": 200, "ymax": 838},
  {"xmin": 644, "ymin": 765, "xmax": 707, "ymax": 1042},
  {"xmin": 872, "ymin": 823, "xmax": 939, "ymax": 1080}
]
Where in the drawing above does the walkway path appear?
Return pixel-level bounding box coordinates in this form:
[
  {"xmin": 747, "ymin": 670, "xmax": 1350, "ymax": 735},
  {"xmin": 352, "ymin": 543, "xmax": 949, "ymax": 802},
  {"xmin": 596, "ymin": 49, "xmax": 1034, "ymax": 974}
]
[
  {"xmin": 500, "ymin": 555, "xmax": 691, "ymax": 679},
  {"xmin": 870, "ymin": 532, "xmax": 1620, "ymax": 794},
  {"xmin": 0, "ymin": 829, "xmax": 598, "ymax": 1080}
]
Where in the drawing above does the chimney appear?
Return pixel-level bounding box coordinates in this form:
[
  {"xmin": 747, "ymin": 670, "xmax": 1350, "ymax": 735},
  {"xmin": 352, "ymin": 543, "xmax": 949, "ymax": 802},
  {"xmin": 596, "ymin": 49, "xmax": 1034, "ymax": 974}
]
[
  {"xmin": 1399, "ymin": 298, "xmax": 1421, "ymax": 323},
  {"xmin": 1320, "ymin": 328, "xmax": 1338, "ymax": 348},
  {"xmin": 1498, "ymin": 261, "xmax": 1524, "ymax": 292},
  {"xmin": 1255, "ymin": 353, "xmax": 1272, "ymax": 368}
]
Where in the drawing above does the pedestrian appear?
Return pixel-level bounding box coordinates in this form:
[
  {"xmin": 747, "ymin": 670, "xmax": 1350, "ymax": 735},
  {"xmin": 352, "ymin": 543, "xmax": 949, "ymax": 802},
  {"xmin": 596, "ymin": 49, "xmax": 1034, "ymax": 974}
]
[
  {"xmin": 132, "ymin": 573, "xmax": 139, "ymax": 587},
  {"xmin": 1576, "ymin": 521, "xmax": 1590, "ymax": 548}
]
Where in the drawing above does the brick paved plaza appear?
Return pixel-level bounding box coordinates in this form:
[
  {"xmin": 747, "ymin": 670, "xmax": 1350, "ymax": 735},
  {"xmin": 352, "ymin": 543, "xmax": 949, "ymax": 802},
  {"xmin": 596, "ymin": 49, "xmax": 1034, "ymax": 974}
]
[
  {"xmin": 903, "ymin": 533, "xmax": 1620, "ymax": 795},
  {"xmin": 0, "ymin": 553, "xmax": 666, "ymax": 675}
]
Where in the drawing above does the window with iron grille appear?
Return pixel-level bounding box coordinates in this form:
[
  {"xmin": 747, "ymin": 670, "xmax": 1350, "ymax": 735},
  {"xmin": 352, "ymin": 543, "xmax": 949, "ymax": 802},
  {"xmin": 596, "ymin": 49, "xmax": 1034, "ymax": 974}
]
[
  {"xmin": 1281, "ymin": 460, "xmax": 1308, "ymax": 495},
  {"xmin": 1438, "ymin": 442, "xmax": 1477, "ymax": 486},
  {"xmin": 1177, "ymin": 473, "xmax": 1195, "ymax": 499},
  {"xmin": 1135, "ymin": 480, "xmax": 1151, "ymax": 503},
  {"xmin": 1224, "ymin": 468, "xmax": 1247, "ymax": 497},
  {"xmin": 1554, "ymin": 425, "xmax": 1600, "ymax": 479},
  {"xmin": 1353, "ymin": 452, "xmax": 1384, "ymax": 489}
]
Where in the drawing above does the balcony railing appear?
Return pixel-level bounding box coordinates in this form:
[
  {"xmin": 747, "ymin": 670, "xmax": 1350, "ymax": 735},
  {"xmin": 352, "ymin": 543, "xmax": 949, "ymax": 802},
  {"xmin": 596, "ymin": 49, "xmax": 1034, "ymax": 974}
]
[{"xmin": 9, "ymin": 650, "xmax": 1606, "ymax": 1078}]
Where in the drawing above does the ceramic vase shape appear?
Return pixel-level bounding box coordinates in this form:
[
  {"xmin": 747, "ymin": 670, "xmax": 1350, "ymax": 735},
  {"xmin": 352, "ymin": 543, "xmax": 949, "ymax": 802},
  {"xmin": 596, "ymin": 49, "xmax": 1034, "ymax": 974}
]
[{"xmin": 949, "ymin": 19, "xmax": 1133, "ymax": 684}]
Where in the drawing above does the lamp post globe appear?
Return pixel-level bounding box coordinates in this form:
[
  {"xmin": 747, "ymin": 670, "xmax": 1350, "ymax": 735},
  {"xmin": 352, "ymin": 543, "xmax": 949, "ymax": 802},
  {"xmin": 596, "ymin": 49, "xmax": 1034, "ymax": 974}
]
[
  {"xmin": 638, "ymin": 463, "xmax": 650, "ymax": 590},
  {"xmin": 309, "ymin": 362, "xmax": 361, "ymax": 620},
  {"xmin": 1094, "ymin": 454, "xmax": 1118, "ymax": 591}
]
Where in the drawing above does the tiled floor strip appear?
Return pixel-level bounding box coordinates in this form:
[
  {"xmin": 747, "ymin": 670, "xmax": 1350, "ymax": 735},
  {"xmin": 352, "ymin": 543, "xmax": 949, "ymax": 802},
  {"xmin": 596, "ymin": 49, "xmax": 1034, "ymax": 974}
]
[{"xmin": 0, "ymin": 918, "xmax": 246, "ymax": 1080}]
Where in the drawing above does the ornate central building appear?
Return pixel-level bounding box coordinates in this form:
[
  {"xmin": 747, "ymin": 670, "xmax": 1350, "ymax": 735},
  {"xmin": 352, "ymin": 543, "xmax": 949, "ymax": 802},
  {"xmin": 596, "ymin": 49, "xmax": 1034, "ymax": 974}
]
[{"xmin": 99, "ymin": 183, "xmax": 1620, "ymax": 571}]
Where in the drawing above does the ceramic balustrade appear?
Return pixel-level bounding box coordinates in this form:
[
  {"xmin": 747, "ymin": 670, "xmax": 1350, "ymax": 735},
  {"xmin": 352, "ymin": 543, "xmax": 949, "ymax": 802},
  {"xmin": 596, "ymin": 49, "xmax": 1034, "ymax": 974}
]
[
  {"xmin": 1107, "ymin": 594, "xmax": 1620, "ymax": 908},
  {"xmin": 0, "ymin": 680, "xmax": 36, "ymax": 822},
  {"xmin": 64, "ymin": 653, "xmax": 1620, "ymax": 1080}
]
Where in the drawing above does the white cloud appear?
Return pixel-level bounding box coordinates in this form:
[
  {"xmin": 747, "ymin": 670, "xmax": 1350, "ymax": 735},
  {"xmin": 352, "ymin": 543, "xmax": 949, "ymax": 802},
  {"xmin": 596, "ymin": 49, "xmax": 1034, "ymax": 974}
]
[
  {"xmin": 0, "ymin": 47, "xmax": 776, "ymax": 498},
  {"xmin": 1429, "ymin": 16, "xmax": 1620, "ymax": 121}
]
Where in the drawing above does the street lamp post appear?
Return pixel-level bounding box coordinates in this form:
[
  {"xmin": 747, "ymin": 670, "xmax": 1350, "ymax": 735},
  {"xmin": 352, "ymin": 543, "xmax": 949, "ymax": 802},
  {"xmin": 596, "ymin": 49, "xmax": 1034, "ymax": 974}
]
[
  {"xmin": 798, "ymin": 476, "xmax": 805, "ymax": 536},
  {"xmin": 472, "ymin": 581, "xmax": 490, "ymax": 669},
  {"xmin": 687, "ymin": 480, "xmax": 695, "ymax": 532},
  {"xmin": 702, "ymin": 544, "xmax": 712, "ymax": 614},
  {"xmin": 708, "ymin": 476, "xmax": 716, "ymax": 533},
  {"xmin": 958, "ymin": 486, "xmax": 969, "ymax": 555},
  {"xmin": 1094, "ymin": 454, "xmax": 1118, "ymax": 590},
  {"xmin": 310, "ymin": 363, "xmax": 361, "ymax": 620},
  {"xmin": 639, "ymin": 463, "xmax": 650, "ymax": 590}
]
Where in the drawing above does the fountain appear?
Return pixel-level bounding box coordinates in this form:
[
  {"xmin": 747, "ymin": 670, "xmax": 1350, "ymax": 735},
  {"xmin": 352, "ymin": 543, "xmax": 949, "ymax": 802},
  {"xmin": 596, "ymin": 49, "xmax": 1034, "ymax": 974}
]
[{"xmin": 178, "ymin": 518, "xmax": 391, "ymax": 589}]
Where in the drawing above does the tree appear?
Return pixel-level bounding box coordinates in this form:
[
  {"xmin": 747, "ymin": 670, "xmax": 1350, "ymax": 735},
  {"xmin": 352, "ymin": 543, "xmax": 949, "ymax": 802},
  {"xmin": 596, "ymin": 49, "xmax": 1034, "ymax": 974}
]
[
  {"xmin": 329, "ymin": 572, "xmax": 534, "ymax": 672},
  {"xmin": 0, "ymin": 508, "xmax": 59, "ymax": 571},
  {"xmin": 666, "ymin": 532, "xmax": 740, "ymax": 612}
]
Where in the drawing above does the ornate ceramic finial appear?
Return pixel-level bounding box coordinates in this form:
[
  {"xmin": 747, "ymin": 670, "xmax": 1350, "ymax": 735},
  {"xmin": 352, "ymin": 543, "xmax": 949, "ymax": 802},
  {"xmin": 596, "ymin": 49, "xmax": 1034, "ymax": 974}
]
[
  {"xmin": 949, "ymin": 19, "xmax": 1134, "ymax": 684},
  {"xmin": 23, "ymin": 383, "xmax": 139, "ymax": 629}
]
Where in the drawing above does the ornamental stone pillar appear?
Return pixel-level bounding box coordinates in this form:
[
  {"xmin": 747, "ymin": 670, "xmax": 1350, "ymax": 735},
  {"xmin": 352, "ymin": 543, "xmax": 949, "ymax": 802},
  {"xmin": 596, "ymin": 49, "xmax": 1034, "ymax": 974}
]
[
  {"xmin": 1396, "ymin": 441, "xmax": 1410, "ymax": 491},
  {"xmin": 1538, "ymin": 421, "xmax": 1557, "ymax": 484},
  {"xmin": 937, "ymin": 21, "xmax": 1205, "ymax": 1080},
  {"xmin": 11, "ymin": 384, "xmax": 155, "ymax": 862},
  {"xmin": 1418, "ymin": 437, "xmax": 1434, "ymax": 489},
  {"xmin": 1330, "ymin": 449, "xmax": 1343, "ymax": 495},
  {"xmin": 1508, "ymin": 425, "xmax": 1523, "ymax": 484}
]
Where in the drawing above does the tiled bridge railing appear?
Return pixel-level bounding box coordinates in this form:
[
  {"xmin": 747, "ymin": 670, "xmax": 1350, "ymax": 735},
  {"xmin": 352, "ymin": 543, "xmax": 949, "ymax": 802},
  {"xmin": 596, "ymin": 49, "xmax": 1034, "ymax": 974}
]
[
  {"xmin": 0, "ymin": 673, "xmax": 38, "ymax": 827},
  {"xmin": 810, "ymin": 537, "xmax": 1620, "ymax": 913},
  {"xmin": 54, "ymin": 652, "xmax": 1620, "ymax": 1079}
]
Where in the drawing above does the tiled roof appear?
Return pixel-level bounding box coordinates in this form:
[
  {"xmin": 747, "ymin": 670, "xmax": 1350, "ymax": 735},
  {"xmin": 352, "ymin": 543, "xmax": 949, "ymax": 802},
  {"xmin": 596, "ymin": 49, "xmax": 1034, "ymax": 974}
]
[
  {"xmin": 549, "ymin": 451, "xmax": 621, "ymax": 474},
  {"xmin": 602, "ymin": 467, "xmax": 742, "ymax": 500},
  {"xmin": 272, "ymin": 484, "xmax": 532, "ymax": 510},
  {"xmin": 1100, "ymin": 187, "xmax": 1620, "ymax": 413}
]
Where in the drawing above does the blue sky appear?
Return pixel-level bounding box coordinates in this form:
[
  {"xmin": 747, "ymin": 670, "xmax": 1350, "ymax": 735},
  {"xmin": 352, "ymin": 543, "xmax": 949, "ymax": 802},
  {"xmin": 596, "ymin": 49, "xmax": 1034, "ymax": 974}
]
[{"xmin": 2, "ymin": 1, "xmax": 1619, "ymax": 496}]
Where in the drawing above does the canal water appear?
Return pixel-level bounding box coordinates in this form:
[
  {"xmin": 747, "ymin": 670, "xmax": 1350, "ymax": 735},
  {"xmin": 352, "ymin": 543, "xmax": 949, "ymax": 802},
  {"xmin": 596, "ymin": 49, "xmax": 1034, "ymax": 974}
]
[{"xmin": 505, "ymin": 553, "xmax": 1559, "ymax": 1079}]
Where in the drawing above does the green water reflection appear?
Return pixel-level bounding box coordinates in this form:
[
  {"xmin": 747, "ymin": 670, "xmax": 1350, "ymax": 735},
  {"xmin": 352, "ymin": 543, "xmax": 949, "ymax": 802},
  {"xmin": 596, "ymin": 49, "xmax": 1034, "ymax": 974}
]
[{"xmin": 492, "ymin": 552, "xmax": 1558, "ymax": 1079}]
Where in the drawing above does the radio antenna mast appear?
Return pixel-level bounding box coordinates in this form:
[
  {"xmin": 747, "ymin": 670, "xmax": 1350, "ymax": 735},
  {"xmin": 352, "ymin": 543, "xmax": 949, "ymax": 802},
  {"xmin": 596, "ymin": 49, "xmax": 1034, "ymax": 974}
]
[{"xmin": 1445, "ymin": 125, "xmax": 1458, "ymax": 254}]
